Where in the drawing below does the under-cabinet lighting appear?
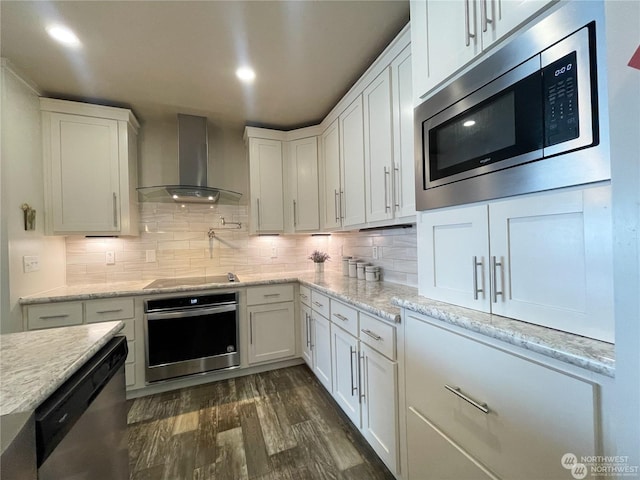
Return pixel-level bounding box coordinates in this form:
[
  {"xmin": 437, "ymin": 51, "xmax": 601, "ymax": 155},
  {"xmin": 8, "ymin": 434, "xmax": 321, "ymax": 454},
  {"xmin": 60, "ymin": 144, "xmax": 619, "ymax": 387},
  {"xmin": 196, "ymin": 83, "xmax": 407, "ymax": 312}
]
[{"xmin": 463, "ymin": 120, "xmax": 476, "ymax": 127}]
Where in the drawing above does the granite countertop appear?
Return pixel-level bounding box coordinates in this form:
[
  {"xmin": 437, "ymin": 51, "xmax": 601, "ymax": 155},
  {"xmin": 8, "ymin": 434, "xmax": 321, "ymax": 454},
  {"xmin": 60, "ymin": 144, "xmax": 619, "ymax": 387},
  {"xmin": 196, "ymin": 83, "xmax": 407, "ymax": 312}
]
[
  {"xmin": 18, "ymin": 271, "xmax": 615, "ymax": 377},
  {"xmin": 0, "ymin": 321, "xmax": 124, "ymax": 415}
]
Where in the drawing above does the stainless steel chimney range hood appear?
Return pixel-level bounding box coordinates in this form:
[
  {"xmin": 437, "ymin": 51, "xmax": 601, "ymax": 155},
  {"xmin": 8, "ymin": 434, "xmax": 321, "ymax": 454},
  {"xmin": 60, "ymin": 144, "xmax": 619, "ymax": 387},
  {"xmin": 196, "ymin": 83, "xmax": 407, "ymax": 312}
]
[{"xmin": 137, "ymin": 114, "xmax": 242, "ymax": 205}]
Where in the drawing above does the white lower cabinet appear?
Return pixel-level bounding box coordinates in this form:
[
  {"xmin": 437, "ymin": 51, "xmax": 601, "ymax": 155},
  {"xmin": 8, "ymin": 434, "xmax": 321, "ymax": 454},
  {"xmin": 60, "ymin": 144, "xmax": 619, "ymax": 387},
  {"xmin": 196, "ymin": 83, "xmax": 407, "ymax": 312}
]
[
  {"xmin": 300, "ymin": 302, "xmax": 313, "ymax": 368},
  {"xmin": 360, "ymin": 343, "xmax": 398, "ymax": 472},
  {"xmin": 247, "ymin": 302, "xmax": 295, "ymax": 364},
  {"xmin": 405, "ymin": 310, "xmax": 599, "ymax": 480},
  {"xmin": 311, "ymin": 311, "xmax": 333, "ymax": 392},
  {"xmin": 331, "ymin": 323, "xmax": 361, "ymax": 426}
]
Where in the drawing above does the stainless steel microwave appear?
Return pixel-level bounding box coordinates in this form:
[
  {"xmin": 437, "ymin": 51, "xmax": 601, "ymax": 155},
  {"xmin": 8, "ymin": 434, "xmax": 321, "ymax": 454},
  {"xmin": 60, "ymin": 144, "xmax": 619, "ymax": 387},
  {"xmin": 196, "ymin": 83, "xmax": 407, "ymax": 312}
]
[{"xmin": 415, "ymin": 2, "xmax": 610, "ymax": 211}]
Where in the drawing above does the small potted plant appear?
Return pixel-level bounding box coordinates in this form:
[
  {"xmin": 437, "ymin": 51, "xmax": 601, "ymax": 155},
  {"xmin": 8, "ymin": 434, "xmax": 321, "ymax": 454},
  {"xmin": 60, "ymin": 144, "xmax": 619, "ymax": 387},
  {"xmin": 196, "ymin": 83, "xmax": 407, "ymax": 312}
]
[{"xmin": 308, "ymin": 250, "xmax": 330, "ymax": 273}]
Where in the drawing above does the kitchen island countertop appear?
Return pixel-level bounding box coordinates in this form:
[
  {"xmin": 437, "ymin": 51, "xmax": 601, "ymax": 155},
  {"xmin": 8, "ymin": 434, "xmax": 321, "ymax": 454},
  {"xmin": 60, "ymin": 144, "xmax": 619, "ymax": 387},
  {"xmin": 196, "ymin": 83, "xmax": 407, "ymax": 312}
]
[{"xmin": 0, "ymin": 321, "xmax": 124, "ymax": 415}]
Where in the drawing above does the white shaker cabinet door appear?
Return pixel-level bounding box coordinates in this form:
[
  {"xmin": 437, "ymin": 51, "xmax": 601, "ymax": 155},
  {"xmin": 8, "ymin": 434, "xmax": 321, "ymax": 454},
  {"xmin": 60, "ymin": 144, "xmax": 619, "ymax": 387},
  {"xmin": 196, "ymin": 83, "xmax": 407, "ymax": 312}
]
[
  {"xmin": 331, "ymin": 324, "xmax": 361, "ymax": 428},
  {"xmin": 320, "ymin": 120, "xmax": 342, "ymax": 230},
  {"xmin": 311, "ymin": 312, "xmax": 333, "ymax": 393},
  {"xmin": 339, "ymin": 96, "xmax": 366, "ymax": 227},
  {"xmin": 418, "ymin": 204, "xmax": 490, "ymax": 312},
  {"xmin": 488, "ymin": 184, "xmax": 614, "ymax": 342},
  {"xmin": 289, "ymin": 137, "xmax": 320, "ymax": 232},
  {"xmin": 247, "ymin": 302, "xmax": 295, "ymax": 364},
  {"xmin": 360, "ymin": 343, "xmax": 399, "ymax": 474},
  {"xmin": 48, "ymin": 113, "xmax": 121, "ymax": 233},
  {"xmin": 482, "ymin": 0, "xmax": 556, "ymax": 48},
  {"xmin": 391, "ymin": 45, "xmax": 416, "ymax": 219},
  {"xmin": 249, "ymin": 137, "xmax": 284, "ymax": 233},
  {"xmin": 364, "ymin": 67, "xmax": 394, "ymax": 223}
]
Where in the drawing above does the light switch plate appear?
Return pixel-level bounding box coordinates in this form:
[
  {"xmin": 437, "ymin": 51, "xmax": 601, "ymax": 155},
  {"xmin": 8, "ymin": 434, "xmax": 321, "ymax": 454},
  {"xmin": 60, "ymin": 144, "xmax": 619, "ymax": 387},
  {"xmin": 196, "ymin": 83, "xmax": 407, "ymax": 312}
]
[
  {"xmin": 372, "ymin": 246, "xmax": 379, "ymax": 259},
  {"xmin": 106, "ymin": 251, "xmax": 115, "ymax": 265},
  {"xmin": 23, "ymin": 256, "xmax": 40, "ymax": 273}
]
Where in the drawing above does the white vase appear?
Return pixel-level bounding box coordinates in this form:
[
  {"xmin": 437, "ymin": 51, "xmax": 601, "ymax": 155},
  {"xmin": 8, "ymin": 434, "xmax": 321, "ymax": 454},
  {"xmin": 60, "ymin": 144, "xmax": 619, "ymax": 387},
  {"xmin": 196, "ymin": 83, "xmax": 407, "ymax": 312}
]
[{"xmin": 314, "ymin": 262, "xmax": 324, "ymax": 273}]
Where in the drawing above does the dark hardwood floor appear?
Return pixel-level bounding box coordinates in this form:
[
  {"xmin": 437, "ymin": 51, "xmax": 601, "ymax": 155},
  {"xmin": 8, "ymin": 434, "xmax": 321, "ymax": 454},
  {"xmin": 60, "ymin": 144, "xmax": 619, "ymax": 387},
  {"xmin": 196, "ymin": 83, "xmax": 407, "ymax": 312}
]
[{"xmin": 127, "ymin": 365, "xmax": 395, "ymax": 480}]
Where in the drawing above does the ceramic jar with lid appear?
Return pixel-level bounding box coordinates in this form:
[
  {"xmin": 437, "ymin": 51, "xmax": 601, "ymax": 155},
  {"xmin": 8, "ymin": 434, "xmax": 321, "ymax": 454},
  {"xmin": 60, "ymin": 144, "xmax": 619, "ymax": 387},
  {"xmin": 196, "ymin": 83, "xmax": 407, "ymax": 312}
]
[
  {"xmin": 342, "ymin": 256, "xmax": 352, "ymax": 276},
  {"xmin": 365, "ymin": 265, "xmax": 381, "ymax": 282},
  {"xmin": 348, "ymin": 259, "xmax": 358, "ymax": 278},
  {"xmin": 356, "ymin": 262, "xmax": 369, "ymax": 279}
]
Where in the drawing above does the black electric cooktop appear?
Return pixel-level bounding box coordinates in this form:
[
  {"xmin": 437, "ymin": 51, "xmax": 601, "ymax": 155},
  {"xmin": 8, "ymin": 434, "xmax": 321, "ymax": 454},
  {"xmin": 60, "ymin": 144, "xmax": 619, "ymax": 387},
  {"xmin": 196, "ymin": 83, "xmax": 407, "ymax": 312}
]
[{"xmin": 143, "ymin": 273, "xmax": 239, "ymax": 289}]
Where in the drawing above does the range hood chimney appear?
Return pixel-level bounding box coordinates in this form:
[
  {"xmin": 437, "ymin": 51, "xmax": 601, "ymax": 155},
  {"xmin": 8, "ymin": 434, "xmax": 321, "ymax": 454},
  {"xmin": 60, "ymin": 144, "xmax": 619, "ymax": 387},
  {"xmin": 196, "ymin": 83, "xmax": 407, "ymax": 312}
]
[{"xmin": 137, "ymin": 114, "xmax": 242, "ymax": 204}]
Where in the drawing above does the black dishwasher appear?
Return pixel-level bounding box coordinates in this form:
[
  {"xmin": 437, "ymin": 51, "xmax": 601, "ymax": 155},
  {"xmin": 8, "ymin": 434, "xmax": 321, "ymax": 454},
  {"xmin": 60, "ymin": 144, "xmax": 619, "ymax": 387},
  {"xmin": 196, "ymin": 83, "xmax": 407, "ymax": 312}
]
[{"xmin": 35, "ymin": 336, "xmax": 129, "ymax": 480}]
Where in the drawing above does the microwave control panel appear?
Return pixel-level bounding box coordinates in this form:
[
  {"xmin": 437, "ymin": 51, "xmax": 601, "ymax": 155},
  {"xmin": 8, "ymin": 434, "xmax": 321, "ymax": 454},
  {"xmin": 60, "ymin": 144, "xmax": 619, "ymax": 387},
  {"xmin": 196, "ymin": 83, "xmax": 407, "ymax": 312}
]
[{"xmin": 543, "ymin": 51, "xmax": 579, "ymax": 147}]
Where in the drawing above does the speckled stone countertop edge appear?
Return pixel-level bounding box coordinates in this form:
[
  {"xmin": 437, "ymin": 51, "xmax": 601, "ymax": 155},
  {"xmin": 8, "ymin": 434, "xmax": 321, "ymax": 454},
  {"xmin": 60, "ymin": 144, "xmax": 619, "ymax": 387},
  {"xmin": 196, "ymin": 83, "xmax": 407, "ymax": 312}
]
[
  {"xmin": 392, "ymin": 297, "xmax": 615, "ymax": 378},
  {"xmin": 0, "ymin": 321, "xmax": 124, "ymax": 415}
]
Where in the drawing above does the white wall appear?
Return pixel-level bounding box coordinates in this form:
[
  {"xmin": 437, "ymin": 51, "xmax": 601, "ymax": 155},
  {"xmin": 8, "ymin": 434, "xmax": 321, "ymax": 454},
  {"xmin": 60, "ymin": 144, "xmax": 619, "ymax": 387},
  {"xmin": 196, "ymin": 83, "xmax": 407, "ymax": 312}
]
[
  {"xmin": 0, "ymin": 61, "xmax": 66, "ymax": 333},
  {"xmin": 605, "ymin": 0, "xmax": 640, "ymax": 467}
]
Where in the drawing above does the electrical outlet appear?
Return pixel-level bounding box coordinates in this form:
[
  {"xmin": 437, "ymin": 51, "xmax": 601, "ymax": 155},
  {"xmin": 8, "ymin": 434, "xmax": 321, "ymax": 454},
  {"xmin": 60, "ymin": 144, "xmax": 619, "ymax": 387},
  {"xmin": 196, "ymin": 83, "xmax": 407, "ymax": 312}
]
[
  {"xmin": 372, "ymin": 246, "xmax": 379, "ymax": 260},
  {"xmin": 106, "ymin": 251, "xmax": 115, "ymax": 265},
  {"xmin": 271, "ymin": 246, "xmax": 277, "ymax": 258},
  {"xmin": 146, "ymin": 250, "xmax": 156, "ymax": 263},
  {"xmin": 23, "ymin": 256, "xmax": 40, "ymax": 273}
]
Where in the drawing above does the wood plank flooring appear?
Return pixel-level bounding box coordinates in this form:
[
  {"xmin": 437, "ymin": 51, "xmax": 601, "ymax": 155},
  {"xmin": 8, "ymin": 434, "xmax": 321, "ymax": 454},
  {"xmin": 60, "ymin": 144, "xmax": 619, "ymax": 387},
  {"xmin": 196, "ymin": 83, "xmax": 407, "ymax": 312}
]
[{"xmin": 127, "ymin": 365, "xmax": 395, "ymax": 480}]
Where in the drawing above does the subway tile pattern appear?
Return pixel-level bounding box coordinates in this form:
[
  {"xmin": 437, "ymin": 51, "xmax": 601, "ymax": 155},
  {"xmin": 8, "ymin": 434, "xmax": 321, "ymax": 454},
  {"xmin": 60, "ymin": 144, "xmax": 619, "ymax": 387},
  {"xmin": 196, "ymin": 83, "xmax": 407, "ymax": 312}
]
[{"xmin": 65, "ymin": 203, "xmax": 419, "ymax": 287}]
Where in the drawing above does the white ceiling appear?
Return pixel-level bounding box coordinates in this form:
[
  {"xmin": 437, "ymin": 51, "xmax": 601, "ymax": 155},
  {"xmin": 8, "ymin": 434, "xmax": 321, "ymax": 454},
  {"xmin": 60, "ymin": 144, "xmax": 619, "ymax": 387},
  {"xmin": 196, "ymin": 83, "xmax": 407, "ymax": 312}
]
[{"xmin": 1, "ymin": 1, "xmax": 409, "ymax": 129}]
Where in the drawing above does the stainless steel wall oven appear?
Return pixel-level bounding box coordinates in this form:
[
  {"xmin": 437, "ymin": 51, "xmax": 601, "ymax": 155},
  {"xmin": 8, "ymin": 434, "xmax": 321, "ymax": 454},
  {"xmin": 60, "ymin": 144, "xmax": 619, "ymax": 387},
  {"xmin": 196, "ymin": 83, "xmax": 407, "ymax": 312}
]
[
  {"xmin": 144, "ymin": 292, "xmax": 239, "ymax": 383},
  {"xmin": 415, "ymin": 2, "xmax": 610, "ymax": 210}
]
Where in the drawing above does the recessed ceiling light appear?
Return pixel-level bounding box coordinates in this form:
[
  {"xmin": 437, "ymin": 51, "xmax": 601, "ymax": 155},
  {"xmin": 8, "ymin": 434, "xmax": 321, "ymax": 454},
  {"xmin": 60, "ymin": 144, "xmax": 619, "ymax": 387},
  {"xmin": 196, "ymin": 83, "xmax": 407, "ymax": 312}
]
[
  {"xmin": 46, "ymin": 25, "xmax": 81, "ymax": 48},
  {"xmin": 236, "ymin": 67, "xmax": 256, "ymax": 83}
]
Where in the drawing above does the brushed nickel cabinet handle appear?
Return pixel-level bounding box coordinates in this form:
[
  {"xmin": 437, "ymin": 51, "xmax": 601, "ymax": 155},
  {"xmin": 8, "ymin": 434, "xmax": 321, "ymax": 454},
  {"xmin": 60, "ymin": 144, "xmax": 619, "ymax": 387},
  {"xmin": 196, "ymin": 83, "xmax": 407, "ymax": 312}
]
[
  {"xmin": 112, "ymin": 192, "xmax": 118, "ymax": 228},
  {"xmin": 263, "ymin": 293, "xmax": 281, "ymax": 298},
  {"xmin": 300, "ymin": 293, "xmax": 309, "ymax": 300},
  {"xmin": 249, "ymin": 312, "xmax": 253, "ymax": 344},
  {"xmin": 361, "ymin": 329, "xmax": 382, "ymax": 341},
  {"xmin": 464, "ymin": 0, "xmax": 476, "ymax": 47},
  {"xmin": 333, "ymin": 313, "xmax": 349, "ymax": 322},
  {"xmin": 340, "ymin": 190, "xmax": 345, "ymax": 220},
  {"xmin": 293, "ymin": 200, "xmax": 297, "ymax": 227},
  {"xmin": 39, "ymin": 314, "xmax": 70, "ymax": 320},
  {"xmin": 96, "ymin": 308, "xmax": 124, "ymax": 314},
  {"xmin": 334, "ymin": 190, "xmax": 340, "ymax": 222},
  {"xmin": 394, "ymin": 164, "xmax": 400, "ymax": 209},
  {"xmin": 472, "ymin": 256, "xmax": 483, "ymax": 300},
  {"xmin": 313, "ymin": 301, "xmax": 324, "ymax": 308},
  {"xmin": 256, "ymin": 198, "xmax": 261, "ymax": 230},
  {"xmin": 350, "ymin": 346, "xmax": 358, "ymax": 396},
  {"xmin": 384, "ymin": 166, "xmax": 391, "ymax": 212},
  {"xmin": 481, "ymin": 0, "xmax": 492, "ymax": 32},
  {"xmin": 305, "ymin": 313, "xmax": 310, "ymax": 347},
  {"xmin": 491, "ymin": 256, "xmax": 503, "ymax": 303},
  {"xmin": 445, "ymin": 384, "xmax": 489, "ymax": 414},
  {"xmin": 359, "ymin": 352, "xmax": 366, "ymax": 401}
]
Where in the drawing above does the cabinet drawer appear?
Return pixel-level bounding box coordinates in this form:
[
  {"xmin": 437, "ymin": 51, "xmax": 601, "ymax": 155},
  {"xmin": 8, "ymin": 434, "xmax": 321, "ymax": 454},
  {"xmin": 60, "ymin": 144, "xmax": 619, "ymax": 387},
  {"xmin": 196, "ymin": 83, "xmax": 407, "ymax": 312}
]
[
  {"xmin": 405, "ymin": 313, "xmax": 597, "ymax": 480},
  {"xmin": 359, "ymin": 313, "xmax": 395, "ymax": 360},
  {"xmin": 299, "ymin": 284, "xmax": 311, "ymax": 307},
  {"xmin": 27, "ymin": 302, "xmax": 83, "ymax": 330},
  {"xmin": 310, "ymin": 290, "xmax": 330, "ymax": 318},
  {"xmin": 329, "ymin": 299, "xmax": 358, "ymax": 337},
  {"xmin": 85, "ymin": 298, "xmax": 134, "ymax": 323},
  {"xmin": 247, "ymin": 284, "xmax": 294, "ymax": 305}
]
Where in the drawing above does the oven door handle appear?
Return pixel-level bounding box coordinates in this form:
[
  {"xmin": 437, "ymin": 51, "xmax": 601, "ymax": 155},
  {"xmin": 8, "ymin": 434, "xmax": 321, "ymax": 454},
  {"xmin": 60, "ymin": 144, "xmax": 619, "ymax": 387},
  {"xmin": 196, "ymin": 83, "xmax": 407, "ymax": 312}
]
[{"xmin": 146, "ymin": 304, "xmax": 237, "ymax": 321}]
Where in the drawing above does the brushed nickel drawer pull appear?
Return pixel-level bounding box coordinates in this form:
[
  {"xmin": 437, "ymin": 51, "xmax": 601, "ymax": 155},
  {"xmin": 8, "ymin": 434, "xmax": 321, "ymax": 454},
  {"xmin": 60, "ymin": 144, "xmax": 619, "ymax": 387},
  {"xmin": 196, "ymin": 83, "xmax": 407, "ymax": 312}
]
[
  {"xmin": 39, "ymin": 314, "xmax": 70, "ymax": 320},
  {"xmin": 96, "ymin": 308, "xmax": 124, "ymax": 314},
  {"xmin": 263, "ymin": 293, "xmax": 281, "ymax": 298},
  {"xmin": 249, "ymin": 313, "xmax": 253, "ymax": 345},
  {"xmin": 491, "ymin": 256, "xmax": 503, "ymax": 303},
  {"xmin": 333, "ymin": 313, "xmax": 349, "ymax": 322},
  {"xmin": 361, "ymin": 329, "xmax": 382, "ymax": 341},
  {"xmin": 300, "ymin": 293, "xmax": 308, "ymax": 300},
  {"xmin": 350, "ymin": 346, "xmax": 357, "ymax": 396},
  {"xmin": 444, "ymin": 384, "xmax": 489, "ymax": 414},
  {"xmin": 313, "ymin": 301, "xmax": 324, "ymax": 308}
]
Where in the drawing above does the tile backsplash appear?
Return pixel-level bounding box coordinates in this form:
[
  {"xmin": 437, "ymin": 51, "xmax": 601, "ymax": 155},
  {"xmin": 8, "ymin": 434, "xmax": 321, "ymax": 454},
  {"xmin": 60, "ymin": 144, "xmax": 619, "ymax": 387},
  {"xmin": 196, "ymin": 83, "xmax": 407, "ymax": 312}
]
[{"xmin": 65, "ymin": 203, "xmax": 417, "ymax": 286}]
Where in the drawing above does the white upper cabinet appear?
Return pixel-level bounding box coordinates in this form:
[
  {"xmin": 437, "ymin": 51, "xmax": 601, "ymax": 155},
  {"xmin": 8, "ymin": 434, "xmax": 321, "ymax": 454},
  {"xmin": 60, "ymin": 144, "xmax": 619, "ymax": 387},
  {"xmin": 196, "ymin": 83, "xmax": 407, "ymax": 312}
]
[
  {"xmin": 418, "ymin": 184, "xmax": 614, "ymax": 342},
  {"xmin": 40, "ymin": 98, "xmax": 139, "ymax": 236},
  {"xmin": 248, "ymin": 137, "xmax": 285, "ymax": 233},
  {"xmin": 364, "ymin": 68, "xmax": 394, "ymax": 223},
  {"xmin": 391, "ymin": 45, "xmax": 416, "ymax": 219},
  {"xmin": 410, "ymin": 0, "xmax": 554, "ymax": 103},
  {"xmin": 320, "ymin": 120, "xmax": 342, "ymax": 230},
  {"xmin": 288, "ymin": 137, "xmax": 320, "ymax": 232},
  {"xmin": 339, "ymin": 96, "xmax": 367, "ymax": 227}
]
